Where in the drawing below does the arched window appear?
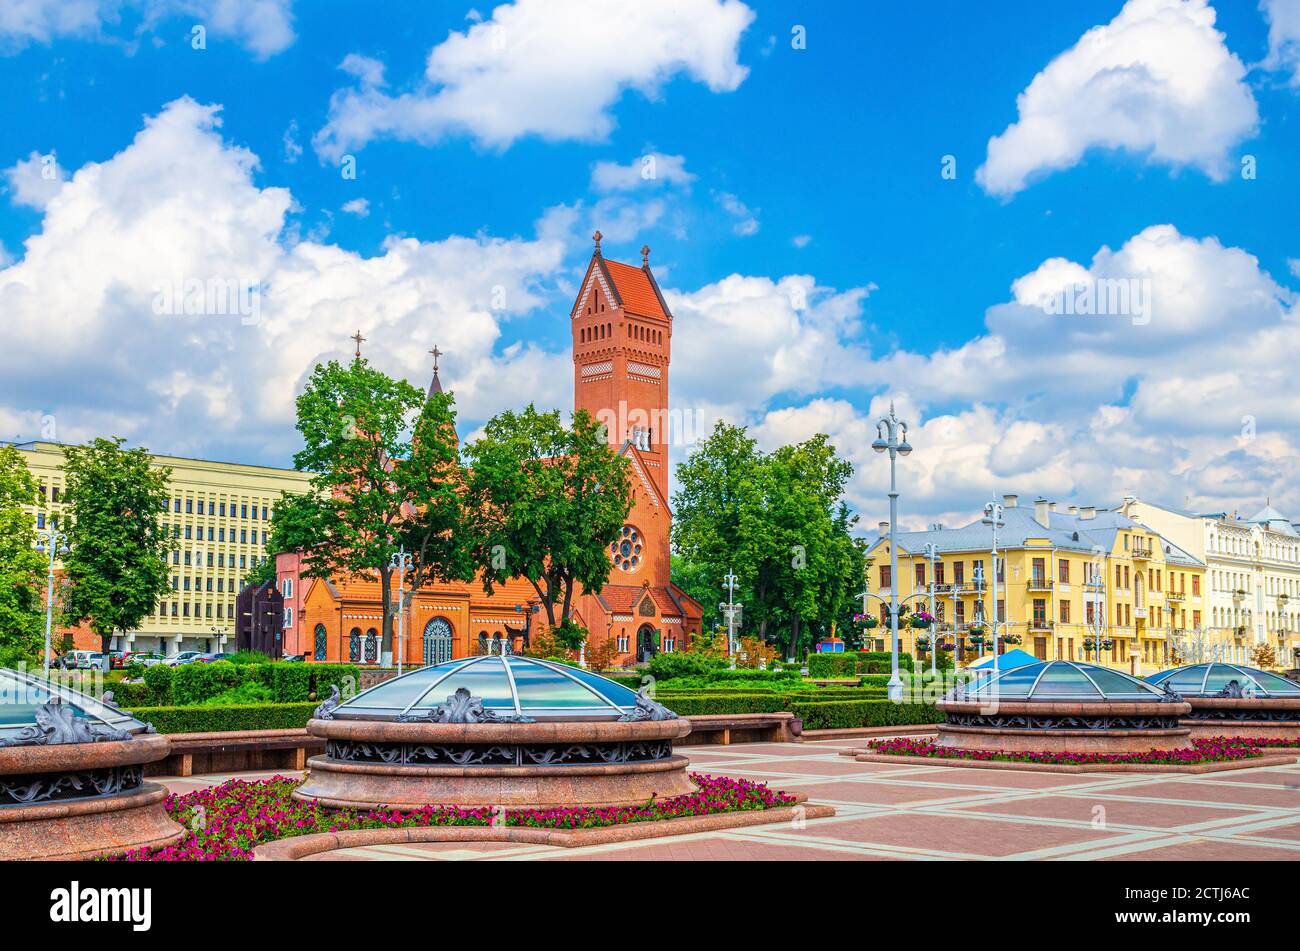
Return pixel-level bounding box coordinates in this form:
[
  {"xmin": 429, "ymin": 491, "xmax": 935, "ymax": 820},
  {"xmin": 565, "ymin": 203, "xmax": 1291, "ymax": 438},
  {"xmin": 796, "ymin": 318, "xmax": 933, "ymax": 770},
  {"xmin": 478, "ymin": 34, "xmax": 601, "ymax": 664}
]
[
  {"xmin": 348, "ymin": 628, "xmax": 361, "ymax": 663},
  {"xmin": 364, "ymin": 628, "xmax": 378, "ymax": 663},
  {"xmin": 477, "ymin": 631, "xmax": 488, "ymax": 655},
  {"xmin": 423, "ymin": 617, "xmax": 454, "ymax": 666},
  {"xmin": 313, "ymin": 624, "xmax": 327, "ymax": 661}
]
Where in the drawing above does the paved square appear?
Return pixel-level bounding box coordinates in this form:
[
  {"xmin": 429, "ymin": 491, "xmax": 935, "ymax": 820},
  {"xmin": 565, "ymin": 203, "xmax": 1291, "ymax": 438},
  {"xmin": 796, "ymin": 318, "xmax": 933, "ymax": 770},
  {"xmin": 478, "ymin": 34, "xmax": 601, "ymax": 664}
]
[{"xmin": 158, "ymin": 738, "xmax": 1300, "ymax": 861}]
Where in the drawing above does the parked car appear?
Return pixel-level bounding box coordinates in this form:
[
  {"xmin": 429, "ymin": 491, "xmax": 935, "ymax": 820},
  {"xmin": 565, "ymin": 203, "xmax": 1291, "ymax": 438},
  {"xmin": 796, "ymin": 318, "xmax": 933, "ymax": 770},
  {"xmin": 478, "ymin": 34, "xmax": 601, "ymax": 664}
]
[
  {"xmin": 57, "ymin": 650, "xmax": 106, "ymax": 670},
  {"xmin": 196, "ymin": 653, "xmax": 233, "ymax": 663},
  {"xmin": 132, "ymin": 652, "xmax": 169, "ymax": 667},
  {"xmin": 168, "ymin": 651, "xmax": 206, "ymax": 666},
  {"xmin": 109, "ymin": 651, "xmax": 133, "ymax": 669}
]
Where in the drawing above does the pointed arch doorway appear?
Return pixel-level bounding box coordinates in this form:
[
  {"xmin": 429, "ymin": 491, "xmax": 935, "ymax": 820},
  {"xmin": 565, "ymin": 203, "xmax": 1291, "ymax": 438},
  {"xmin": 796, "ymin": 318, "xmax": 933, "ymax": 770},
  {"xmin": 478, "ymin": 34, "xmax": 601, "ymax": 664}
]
[{"xmin": 636, "ymin": 624, "xmax": 658, "ymax": 664}]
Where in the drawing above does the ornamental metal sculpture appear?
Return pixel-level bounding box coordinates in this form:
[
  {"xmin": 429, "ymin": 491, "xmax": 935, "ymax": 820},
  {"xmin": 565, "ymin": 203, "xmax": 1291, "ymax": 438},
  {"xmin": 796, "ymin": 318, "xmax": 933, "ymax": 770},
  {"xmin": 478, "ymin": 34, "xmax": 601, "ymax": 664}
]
[
  {"xmin": 314, "ymin": 684, "xmax": 342, "ymax": 720},
  {"xmin": 0, "ymin": 698, "xmax": 133, "ymax": 747},
  {"xmin": 617, "ymin": 687, "xmax": 678, "ymax": 722},
  {"xmin": 1214, "ymin": 679, "xmax": 1248, "ymax": 699},
  {"xmin": 397, "ymin": 687, "xmax": 535, "ymax": 724}
]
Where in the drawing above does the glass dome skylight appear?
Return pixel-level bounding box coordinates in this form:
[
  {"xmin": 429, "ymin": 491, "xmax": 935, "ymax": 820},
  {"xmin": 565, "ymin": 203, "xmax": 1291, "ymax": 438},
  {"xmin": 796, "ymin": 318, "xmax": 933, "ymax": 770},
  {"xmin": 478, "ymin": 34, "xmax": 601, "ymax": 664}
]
[
  {"xmin": 0, "ymin": 667, "xmax": 152, "ymax": 744},
  {"xmin": 951, "ymin": 660, "xmax": 1169, "ymax": 702},
  {"xmin": 1147, "ymin": 663, "xmax": 1300, "ymax": 698},
  {"xmin": 337, "ymin": 656, "xmax": 642, "ymax": 721}
]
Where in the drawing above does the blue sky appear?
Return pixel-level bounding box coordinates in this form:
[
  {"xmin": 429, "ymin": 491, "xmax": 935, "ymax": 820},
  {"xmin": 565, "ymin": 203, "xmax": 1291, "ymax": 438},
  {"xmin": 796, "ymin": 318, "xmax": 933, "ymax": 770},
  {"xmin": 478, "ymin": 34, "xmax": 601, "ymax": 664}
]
[{"xmin": 1, "ymin": 0, "xmax": 1298, "ymax": 528}]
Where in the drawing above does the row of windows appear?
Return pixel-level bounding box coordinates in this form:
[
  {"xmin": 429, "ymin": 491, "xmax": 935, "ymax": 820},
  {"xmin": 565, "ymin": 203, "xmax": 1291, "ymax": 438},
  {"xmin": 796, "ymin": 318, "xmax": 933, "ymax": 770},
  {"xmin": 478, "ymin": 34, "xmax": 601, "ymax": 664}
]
[
  {"xmin": 577, "ymin": 321, "xmax": 664, "ymax": 346},
  {"xmin": 156, "ymin": 601, "xmax": 236, "ymax": 619},
  {"xmin": 171, "ymin": 551, "xmax": 267, "ymax": 569},
  {"xmin": 166, "ymin": 498, "xmax": 271, "ymax": 519},
  {"xmin": 173, "ymin": 575, "xmax": 238, "ymax": 593},
  {"xmin": 165, "ymin": 523, "xmax": 266, "ymax": 545},
  {"xmin": 578, "ymin": 322, "xmax": 613, "ymax": 344}
]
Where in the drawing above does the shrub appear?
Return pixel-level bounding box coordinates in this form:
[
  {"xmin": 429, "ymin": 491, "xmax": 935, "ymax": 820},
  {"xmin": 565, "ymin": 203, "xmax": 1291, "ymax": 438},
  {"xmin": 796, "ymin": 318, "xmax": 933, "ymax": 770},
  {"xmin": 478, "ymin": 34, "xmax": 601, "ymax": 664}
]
[
  {"xmin": 124, "ymin": 661, "xmax": 147, "ymax": 680},
  {"xmin": 201, "ymin": 681, "xmax": 275, "ymax": 706},
  {"xmin": 655, "ymin": 693, "xmax": 787, "ymax": 716},
  {"xmin": 647, "ymin": 652, "xmax": 726, "ymax": 681},
  {"xmin": 107, "ymin": 681, "xmax": 156, "ymax": 706},
  {"xmin": 173, "ymin": 661, "xmax": 243, "ymax": 706},
  {"xmin": 125, "ymin": 702, "xmax": 319, "ymax": 734},
  {"xmin": 143, "ymin": 664, "xmax": 175, "ymax": 705},
  {"xmin": 788, "ymin": 699, "xmax": 940, "ymax": 731}
]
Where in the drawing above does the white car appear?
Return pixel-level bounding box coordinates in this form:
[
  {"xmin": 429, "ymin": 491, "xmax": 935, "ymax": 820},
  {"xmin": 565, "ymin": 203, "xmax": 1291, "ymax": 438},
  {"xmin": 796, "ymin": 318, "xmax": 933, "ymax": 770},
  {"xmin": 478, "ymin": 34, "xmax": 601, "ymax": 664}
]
[{"xmin": 168, "ymin": 651, "xmax": 206, "ymax": 666}]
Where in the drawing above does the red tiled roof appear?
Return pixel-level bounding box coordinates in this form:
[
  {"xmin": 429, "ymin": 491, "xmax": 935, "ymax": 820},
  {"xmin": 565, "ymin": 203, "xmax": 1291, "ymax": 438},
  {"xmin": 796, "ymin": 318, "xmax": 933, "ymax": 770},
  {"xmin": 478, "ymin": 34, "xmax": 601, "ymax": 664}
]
[
  {"xmin": 597, "ymin": 584, "xmax": 681, "ymax": 616},
  {"xmin": 603, "ymin": 259, "xmax": 669, "ymax": 320}
]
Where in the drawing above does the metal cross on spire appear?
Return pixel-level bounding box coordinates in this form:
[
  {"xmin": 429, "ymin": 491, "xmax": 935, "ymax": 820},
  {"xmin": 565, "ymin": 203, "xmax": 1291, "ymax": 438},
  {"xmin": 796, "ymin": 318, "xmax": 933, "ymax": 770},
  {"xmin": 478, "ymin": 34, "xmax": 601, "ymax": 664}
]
[
  {"xmin": 351, "ymin": 330, "xmax": 366, "ymax": 360},
  {"xmin": 429, "ymin": 345, "xmax": 443, "ymax": 373}
]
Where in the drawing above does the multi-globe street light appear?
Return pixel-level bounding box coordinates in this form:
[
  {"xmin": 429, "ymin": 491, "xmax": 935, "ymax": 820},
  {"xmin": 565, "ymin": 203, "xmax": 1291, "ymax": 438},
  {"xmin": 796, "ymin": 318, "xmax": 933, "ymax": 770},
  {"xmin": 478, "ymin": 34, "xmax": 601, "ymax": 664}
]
[
  {"xmin": 871, "ymin": 403, "xmax": 912, "ymax": 702},
  {"xmin": 34, "ymin": 527, "xmax": 70, "ymax": 674},
  {"xmin": 389, "ymin": 546, "xmax": 413, "ymax": 674},
  {"xmin": 980, "ymin": 500, "xmax": 1005, "ymax": 683}
]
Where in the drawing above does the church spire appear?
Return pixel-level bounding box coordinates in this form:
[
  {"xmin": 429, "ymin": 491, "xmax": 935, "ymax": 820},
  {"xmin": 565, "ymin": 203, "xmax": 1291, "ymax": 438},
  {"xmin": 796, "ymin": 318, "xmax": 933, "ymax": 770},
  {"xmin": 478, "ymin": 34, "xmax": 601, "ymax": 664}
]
[{"xmin": 426, "ymin": 345, "xmax": 444, "ymax": 398}]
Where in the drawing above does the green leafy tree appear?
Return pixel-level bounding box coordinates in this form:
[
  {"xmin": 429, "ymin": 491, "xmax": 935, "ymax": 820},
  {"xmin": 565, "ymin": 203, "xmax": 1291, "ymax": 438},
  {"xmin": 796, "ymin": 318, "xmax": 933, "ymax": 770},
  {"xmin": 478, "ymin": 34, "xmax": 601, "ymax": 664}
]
[
  {"xmin": 61, "ymin": 438, "xmax": 173, "ymax": 669},
  {"xmin": 272, "ymin": 359, "xmax": 474, "ymax": 653},
  {"xmin": 465, "ymin": 405, "xmax": 633, "ymax": 631},
  {"xmin": 671, "ymin": 421, "xmax": 763, "ymax": 627},
  {"xmin": 672, "ymin": 424, "xmax": 858, "ymax": 658},
  {"xmin": 0, "ymin": 446, "xmax": 48, "ymax": 666}
]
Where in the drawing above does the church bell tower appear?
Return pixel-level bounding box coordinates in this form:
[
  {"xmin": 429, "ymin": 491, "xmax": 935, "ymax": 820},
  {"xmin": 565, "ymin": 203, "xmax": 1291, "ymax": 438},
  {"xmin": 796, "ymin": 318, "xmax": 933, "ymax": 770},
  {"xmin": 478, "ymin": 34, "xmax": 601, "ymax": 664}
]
[{"xmin": 570, "ymin": 231, "xmax": 673, "ymax": 503}]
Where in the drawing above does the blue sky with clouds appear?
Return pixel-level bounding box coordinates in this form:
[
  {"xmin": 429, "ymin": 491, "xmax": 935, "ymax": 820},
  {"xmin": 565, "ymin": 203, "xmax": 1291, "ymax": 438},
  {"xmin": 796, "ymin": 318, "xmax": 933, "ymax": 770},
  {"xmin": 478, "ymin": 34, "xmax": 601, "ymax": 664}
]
[{"xmin": 1, "ymin": 0, "xmax": 1298, "ymax": 529}]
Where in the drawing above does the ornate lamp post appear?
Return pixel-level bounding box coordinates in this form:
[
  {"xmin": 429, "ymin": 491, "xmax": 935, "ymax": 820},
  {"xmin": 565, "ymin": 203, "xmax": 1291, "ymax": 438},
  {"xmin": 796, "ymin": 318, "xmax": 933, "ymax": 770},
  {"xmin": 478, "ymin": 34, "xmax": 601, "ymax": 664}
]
[
  {"xmin": 981, "ymin": 501, "xmax": 1005, "ymax": 682},
  {"xmin": 389, "ymin": 546, "xmax": 413, "ymax": 674},
  {"xmin": 922, "ymin": 542, "xmax": 940, "ymax": 675},
  {"xmin": 720, "ymin": 569, "xmax": 742, "ymax": 670},
  {"xmin": 34, "ymin": 527, "xmax": 70, "ymax": 674},
  {"xmin": 871, "ymin": 403, "xmax": 912, "ymax": 702}
]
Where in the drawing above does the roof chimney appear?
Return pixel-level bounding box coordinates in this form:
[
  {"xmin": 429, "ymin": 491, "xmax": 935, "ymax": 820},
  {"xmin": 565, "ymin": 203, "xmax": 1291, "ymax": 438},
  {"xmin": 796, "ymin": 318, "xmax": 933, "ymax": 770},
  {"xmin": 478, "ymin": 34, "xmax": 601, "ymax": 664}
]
[
  {"xmin": 1069, "ymin": 505, "xmax": 1078, "ymax": 515},
  {"xmin": 1080, "ymin": 505, "xmax": 1096, "ymax": 520},
  {"xmin": 1034, "ymin": 498, "xmax": 1050, "ymax": 528},
  {"xmin": 878, "ymin": 521, "xmax": 890, "ymax": 537},
  {"xmin": 1003, "ymin": 494, "xmax": 1019, "ymax": 508}
]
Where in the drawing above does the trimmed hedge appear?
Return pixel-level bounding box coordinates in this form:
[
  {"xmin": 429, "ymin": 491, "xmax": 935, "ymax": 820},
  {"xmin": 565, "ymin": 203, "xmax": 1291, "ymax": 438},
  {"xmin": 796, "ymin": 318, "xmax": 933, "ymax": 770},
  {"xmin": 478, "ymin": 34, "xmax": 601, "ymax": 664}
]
[
  {"xmin": 807, "ymin": 651, "xmax": 917, "ymax": 680},
  {"xmin": 656, "ymin": 691, "xmax": 934, "ymax": 729},
  {"xmin": 788, "ymin": 699, "xmax": 940, "ymax": 731},
  {"xmin": 125, "ymin": 702, "xmax": 319, "ymax": 734},
  {"xmin": 117, "ymin": 662, "xmax": 361, "ymax": 708}
]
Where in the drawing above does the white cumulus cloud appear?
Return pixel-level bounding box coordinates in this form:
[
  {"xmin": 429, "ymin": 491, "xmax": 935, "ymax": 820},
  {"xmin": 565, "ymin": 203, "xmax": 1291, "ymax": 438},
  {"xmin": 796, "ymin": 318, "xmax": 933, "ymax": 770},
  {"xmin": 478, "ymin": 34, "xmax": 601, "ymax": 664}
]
[
  {"xmin": 977, "ymin": 0, "xmax": 1258, "ymax": 197},
  {"xmin": 313, "ymin": 0, "xmax": 754, "ymax": 158}
]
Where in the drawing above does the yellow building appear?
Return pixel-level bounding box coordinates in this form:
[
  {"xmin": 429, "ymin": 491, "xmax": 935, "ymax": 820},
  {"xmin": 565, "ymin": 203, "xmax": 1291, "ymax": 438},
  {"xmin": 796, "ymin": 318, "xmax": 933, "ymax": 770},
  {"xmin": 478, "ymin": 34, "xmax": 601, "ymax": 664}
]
[
  {"xmin": 12, "ymin": 440, "xmax": 314, "ymax": 657},
  {"xmin": 863, "ymin": 495, "xmax": 1207, "ymax": 677}
]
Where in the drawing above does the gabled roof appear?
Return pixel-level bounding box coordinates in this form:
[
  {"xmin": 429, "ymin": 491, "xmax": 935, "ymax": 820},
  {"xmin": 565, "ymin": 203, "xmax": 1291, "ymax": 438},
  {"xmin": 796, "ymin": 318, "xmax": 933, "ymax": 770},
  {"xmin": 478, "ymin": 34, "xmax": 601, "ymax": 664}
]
[
  {"xmin": 572, "ymin": 251, "xmax": 671, "ymax": 321},
  {"xmin": 1247, "ymin": 504, "xmax": 1299, "ymax": 537},
  {"xmin": 619, "ymin": 440, "xmax": 670, "ymax": 513}
]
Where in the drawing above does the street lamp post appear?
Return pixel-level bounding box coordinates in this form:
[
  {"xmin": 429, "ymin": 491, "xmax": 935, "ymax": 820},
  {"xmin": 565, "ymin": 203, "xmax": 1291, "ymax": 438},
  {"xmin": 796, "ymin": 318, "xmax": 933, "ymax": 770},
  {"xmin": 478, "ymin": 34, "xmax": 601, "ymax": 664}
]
[
  {"xmin": 871, "ymin": 403, "xmax": 912, "ymax": 702},
  {"xmin": 34, "ymin": 527, "xmax": 69, "ymax": 674},
  {"xmin": 720, "ymin": 570, "xmax": 742, "ymax": 670},
  {"xmin": 389, "ymin": 546, "xmax": 413, "ymax": 675},
  {"xmin": 922, "ymin": 542, "xmax": 939, "ymax": 675},
  {"xmin": 981, "ymin": 501, "xmax": 1005, "ymax": 682}
]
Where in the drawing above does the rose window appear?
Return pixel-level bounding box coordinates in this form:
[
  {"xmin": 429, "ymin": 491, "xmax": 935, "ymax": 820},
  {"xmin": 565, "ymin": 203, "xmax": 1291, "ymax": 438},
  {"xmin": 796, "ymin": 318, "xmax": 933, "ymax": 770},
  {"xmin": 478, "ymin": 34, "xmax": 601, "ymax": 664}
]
[{"xmin": 610, "ymin": 525, "xmax": 643, "ymax": 572}]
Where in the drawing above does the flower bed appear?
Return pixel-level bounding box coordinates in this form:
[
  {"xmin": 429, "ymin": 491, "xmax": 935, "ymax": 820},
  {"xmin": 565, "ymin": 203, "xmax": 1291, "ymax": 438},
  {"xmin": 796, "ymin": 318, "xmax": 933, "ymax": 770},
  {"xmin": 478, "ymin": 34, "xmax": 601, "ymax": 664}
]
[
  {"xmin": 865, "ymin": 736, "xmax": 1276, "ymax": 767},
  {"xmin": 1211, "ymin": 735, "xmax": 1300, "ymax": 749},
  {"xmin": 110, "ymin": 773, "xmax": 797, "ymax": 861}
]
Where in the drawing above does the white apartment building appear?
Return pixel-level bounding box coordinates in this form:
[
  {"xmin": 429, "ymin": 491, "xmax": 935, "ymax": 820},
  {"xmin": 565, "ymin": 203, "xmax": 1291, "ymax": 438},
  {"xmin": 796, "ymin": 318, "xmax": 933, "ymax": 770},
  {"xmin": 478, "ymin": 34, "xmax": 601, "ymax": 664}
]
[{"xmin": 1119, "ymin": 498, "xmax": 1300, "ymax": 668}]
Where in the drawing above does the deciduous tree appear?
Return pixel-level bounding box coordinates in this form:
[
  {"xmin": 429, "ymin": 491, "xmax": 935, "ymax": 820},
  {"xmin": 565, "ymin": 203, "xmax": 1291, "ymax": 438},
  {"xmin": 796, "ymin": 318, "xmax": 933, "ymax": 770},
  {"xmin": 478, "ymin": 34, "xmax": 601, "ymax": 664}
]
[{"xmin": 61, "ymin": 438, "xmax": 172, "ymax": 669}]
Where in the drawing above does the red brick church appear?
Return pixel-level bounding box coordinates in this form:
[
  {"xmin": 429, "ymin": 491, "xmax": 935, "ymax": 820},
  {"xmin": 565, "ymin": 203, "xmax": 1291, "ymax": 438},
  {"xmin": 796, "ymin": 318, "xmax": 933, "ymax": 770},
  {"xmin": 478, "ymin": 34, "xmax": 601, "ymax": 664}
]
[{"xmin": 277, "ymin": 234, "xmax": 703, "ymax": 666}]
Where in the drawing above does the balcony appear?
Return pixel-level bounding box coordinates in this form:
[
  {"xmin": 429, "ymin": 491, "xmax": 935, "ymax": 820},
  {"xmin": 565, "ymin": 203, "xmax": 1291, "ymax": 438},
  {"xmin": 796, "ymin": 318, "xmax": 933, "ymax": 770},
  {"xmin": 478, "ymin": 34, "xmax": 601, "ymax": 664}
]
[
  {"xmin": 1026, "ymin": 576, "xmax": 1053, "ymax": 592},
  {"xmin": 1166, "ymin": 590, "xmax": 1185, "ymax": 602},
  {"xmin": 1131, "ymin": 543, "xmax": 1153, "ymax": 560}
]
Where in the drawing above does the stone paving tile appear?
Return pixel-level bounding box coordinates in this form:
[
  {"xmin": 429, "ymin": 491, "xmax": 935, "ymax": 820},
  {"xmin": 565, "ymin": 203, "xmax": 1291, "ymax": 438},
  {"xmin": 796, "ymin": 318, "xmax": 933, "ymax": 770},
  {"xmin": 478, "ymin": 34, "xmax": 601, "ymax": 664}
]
[
  {"xmin": 537, "ymin": 835, "xmax": 891, "ymax": 861},
  {"xmin": 803, "ymin": 813, "xmax": 1129, "ymax": 858},
  {"xmin": 887, "ymin": 767, "xmax": 1107, "ymax": 790},
  {"xmin": 951, "ymin": 794, "xmax": 1259, "ymax": 830},
  {"xmin": 1094, "ymin": 840, "xmax": 1300, "ymax": 861},
  {"xmin": 1115, "ymin": 780, "xmax": 1300, "ymax": 809},
  {"xmin": 766, "ymin": 779, "xmax": 984, "ymax": 805},
  {"xmin": 1239, "ymin": 821, "xmax": 1300, "ymax": 842}
]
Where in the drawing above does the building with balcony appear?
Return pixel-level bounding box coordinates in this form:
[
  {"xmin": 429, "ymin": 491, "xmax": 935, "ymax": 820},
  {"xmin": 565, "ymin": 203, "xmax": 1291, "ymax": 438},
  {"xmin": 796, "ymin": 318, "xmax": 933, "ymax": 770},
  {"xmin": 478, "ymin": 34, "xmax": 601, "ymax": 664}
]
[
  {"xmin": 1118, "ymin": 498, "xmax": 1300, "ymax": 669},
  {"xmin": 864, "ymin": 495, "xmax": 1207, "ymax": 676}
]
